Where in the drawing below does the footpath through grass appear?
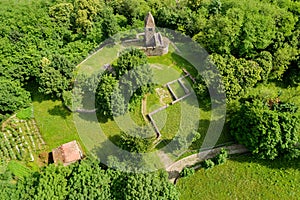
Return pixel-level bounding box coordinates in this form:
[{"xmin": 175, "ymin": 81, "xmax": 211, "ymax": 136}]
[{"xmin": 177, "ymin": 154, "xmax": 300, "ymax": 199}]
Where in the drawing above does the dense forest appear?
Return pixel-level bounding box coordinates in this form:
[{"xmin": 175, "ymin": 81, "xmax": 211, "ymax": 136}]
[
  {"xmin": 0, "ymin": 0, "xmax": 299, "ymax": 199},
  {"xmin": 0, "ymin": 0, "xmax": 299, "ymax": 115}
]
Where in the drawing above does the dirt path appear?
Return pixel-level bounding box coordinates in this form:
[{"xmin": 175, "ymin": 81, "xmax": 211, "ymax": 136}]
[
  {"xmin": 166, "ymin": 144, "xmax": 249, "ymax": 183},
  {"xmin": 141, "ymin": 96, "xmax": 148, "ymax": 122}
]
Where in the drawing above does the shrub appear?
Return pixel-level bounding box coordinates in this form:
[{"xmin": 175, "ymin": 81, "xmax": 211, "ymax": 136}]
[
  {"xmin": 202, "ymin": 159, "xmax": 215, "ymax": 169},
  {"xmin": 180, "ymin": 167, "xmax": 195, "ymax": 178},
  {"xmin": 213, "ymin": 148, "xmax": 228, "ymax": 165}
]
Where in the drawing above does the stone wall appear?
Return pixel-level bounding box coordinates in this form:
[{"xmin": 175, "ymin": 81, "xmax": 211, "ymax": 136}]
[
  {"xmin": 142, "ymin": 37, "xmax": 169, "ymax": 56},
  {"xmin": 122, "ymin": 37, "xmax": 169, "ymax": 56}
]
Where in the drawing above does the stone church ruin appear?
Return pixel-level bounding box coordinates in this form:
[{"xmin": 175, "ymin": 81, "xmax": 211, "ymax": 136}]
[{"xmin": 122, "ymin": 12, "xmax": 169, "ymax": 56}]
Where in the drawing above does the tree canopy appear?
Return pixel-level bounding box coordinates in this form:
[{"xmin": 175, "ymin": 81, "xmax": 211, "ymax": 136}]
[
  {"xmin": 230, "ymin": 98, "xmax": 300, "ymax": 160},
  {"xmin": 1, "ymin": 157, "xmax": 179, "ymax": 200},
  {"xmin": 0, "ymin": 79, "xmax": 31, "ymax": 114}
]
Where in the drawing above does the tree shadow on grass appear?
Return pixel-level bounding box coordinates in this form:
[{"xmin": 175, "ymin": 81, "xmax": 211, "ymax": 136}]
[
  {"xmin": 170, "ymin": 53, "xmax": 198, "ymax": 77},
  {"xmin": 25, "ymin": 80, "xmax": 55, "ymax": 103},
  {"xmin": 48, "ymin": 105, "xmax": 71, "ymax": 119},
  {"xmin": 97, "ymin": 112, "xmax": 114, "ymax": 123},
  {"xmin": 74, "ymin": 111, "xmax": 114, "ymax": 123},
  {"xmin": 90, "ymin": 135, "xmax": 147, "ymax": 171},
  {"xmin": 155, "ymin": 139, "xmax": 173, "ymax": 149},
  {"xmin": 231, "ymin": 153, "xmax": 300, "ymax": 171},
  {"xmin": 76, "ymin": 112, "xmax": 98, "ymax": 123}
]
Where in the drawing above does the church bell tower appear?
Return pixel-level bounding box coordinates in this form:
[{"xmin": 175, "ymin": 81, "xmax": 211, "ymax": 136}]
[{"xmin": 144, "ymin": 12, "xmax": 156, "ymax": 47}]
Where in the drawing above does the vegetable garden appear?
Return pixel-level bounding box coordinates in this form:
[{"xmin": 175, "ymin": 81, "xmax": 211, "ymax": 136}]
[{"xmin": 0, "ymin": 115, "xmax": 46, "ymax": 164}]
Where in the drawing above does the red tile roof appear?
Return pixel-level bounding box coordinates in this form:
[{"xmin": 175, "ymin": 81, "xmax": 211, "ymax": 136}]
[{"xmin": 52, "ymin": 140, "xmax": 83, "ymax": 166}]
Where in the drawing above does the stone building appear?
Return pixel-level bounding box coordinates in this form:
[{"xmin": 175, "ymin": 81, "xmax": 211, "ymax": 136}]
[
  {"xmin": 122, "ymin": 12, "xmax": 169, "ymax": 56},
  {"xmin": 143, "ymin": 12, "xmax": 169, "ymax": 56},
  {"xmin": 52, "ymin": 140, "xmax": 83, "ymax": 166}
]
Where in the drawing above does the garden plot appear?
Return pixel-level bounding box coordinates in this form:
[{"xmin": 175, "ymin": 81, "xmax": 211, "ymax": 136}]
[
  {"xmin": 155, "ymin": 88, "xmax": 173, "ymax": 105},
  {"xmin": 0, "ymin": 116, "xmax": 46, "ymax": 163}
]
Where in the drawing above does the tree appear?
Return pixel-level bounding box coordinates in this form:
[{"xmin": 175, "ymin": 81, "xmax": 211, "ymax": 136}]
[
  {"xmin": 111, "ymin": 87, "xmax": 127, "ymax": 116},
  {"xmin": 209, "ymin": 0, "xmax": 222, "ymax": 15},
  {"xmin": 113, "ymin": 170, "xmax": 179, "ymax": 200},
  {"xmin": 2, "ymin": 156, "xmax": 179, "ymax": 200},
  {"xmin": 49, "ymin": 3, "xmax": 74, "ymax": 27},
  {"xmin": 73, "ymin": 0, "xmax": 104, "ymax": 33},
  {"xmin": 202, "ymin": 159, "xmax": 215, "ymax": 169},
  {"xmin": 37, "ymin": 65, "xmax": 69, "ymax": 97},
  {"xmin": 194, "ymin": 54, "xmax": 263, "ymax": 101},
  {"xmin": 230, "ymin": 98, "xmax": 300, "ymax": 160},
  {"xmin": 113, "ymin": 48, "xmax": 148, "ymax": 78},
  {"xmin": 213, "ymin": 148, "xmax": 228, "ymax": 165},
  {"xmin": 0, "ymin": 79, "xmax": 31, "ymax": 114},
  {"xmin": 119, "ymin": 63, "xmax": 154, "ymax": 109},
  {"xmin": 100, "ymin": 7, "xmax": 120, "ymax": 38},
  {"xmin": 49, "ymin": 55, "xmax": 75, "ymax": 79},
  {"xmin": 119, "ymin": 126, "xmax": 155, "ymax": 153},
  {"xmin": 67, "ymin": 158, "xmax": 111, "ymax": 200},
  {"xmin": 96, "ymin": 74, "xmax": 123, "ymax": 116}
]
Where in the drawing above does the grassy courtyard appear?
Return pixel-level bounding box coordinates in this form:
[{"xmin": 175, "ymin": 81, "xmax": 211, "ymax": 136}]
[{"xmin": 177, "ymin": 154, "xmax": 300, "ymax": 199}]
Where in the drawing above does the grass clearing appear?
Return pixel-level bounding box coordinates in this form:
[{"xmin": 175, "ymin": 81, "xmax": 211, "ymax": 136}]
[
  {"xmin": 16, "ymin": 106, "xmax": 33, "ymax": 120},
  {"xmin": 32, "ymin": 92, "xmax": 85, "ymax": 152},
  {"xmin": 152, "ymin": 103, "xmax": 181, "ymax": 141},
  {"xmin": 129, "ymin": 100, "xmax": 147, "ymax": 126},
  {"xmin": 177, "ymin": 154, "xmax": 300, "ymax": 199},
  {"xmin": 78, "ymin": 44, "xmax": 121, "ymax": 75},
  {"xmin": 151, "ymin": 64, "xmax": 182, "ymax": 85}
]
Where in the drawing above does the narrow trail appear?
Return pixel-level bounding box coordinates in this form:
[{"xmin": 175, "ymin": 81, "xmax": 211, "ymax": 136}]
[{"xmin": 141, "ymin": 96, "xmax": 148, "ymax": 122}]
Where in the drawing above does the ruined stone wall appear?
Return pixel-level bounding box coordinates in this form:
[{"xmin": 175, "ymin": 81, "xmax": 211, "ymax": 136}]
[{"xmin": 142, "ymin": 37, "xmax": 169, "ymax": 56}]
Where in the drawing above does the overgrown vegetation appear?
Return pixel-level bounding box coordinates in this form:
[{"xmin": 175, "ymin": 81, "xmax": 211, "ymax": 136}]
[{"xmin": 0, "ymin": 0, "xmax": 299, "ymax": 199}]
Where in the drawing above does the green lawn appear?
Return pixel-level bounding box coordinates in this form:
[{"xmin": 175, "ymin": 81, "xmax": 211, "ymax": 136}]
[
  {"xmin": 151, "ymin": 63, "xmax": 182, "ymax": 85},
  {"xmin": 129, "ymin": 99, "xmax": 147, "ymax": 126},
  {"xmin": 77, "ymin": 44, "xmax": 121, "ymax": 75},
  {"xmin": 177, "ymin": 155, "xmax": 300, "ymax": 199},
  {"xmin": 180, "ymin": 77, "xmax": 193, "ymax": 92},
  {"xmin": 169, "ymin": 81, "xmax": 186, "ymax": 99},
  {"xmin": 151, "ymin": 102, "xmax": 181, "ymax": 141},
  {"xmin": 32, "ymin": 92, "xmax": 85, "ymax": 152},
  {"xmin": 146, "ymin": 92, "xmax": 163, "ymax": 113}
]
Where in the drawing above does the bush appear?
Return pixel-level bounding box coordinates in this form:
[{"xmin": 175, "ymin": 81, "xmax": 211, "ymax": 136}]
[
  {"xmin": 180, "ymin": 167, "xmax": 195, "ymax": 178},
  {"xmin": 213, "ymin": 148, "xmax": 228, "ymax": 165},
  {"xmin": 202, "ymin": 159, "xmax": 215, "ymax": 169}
]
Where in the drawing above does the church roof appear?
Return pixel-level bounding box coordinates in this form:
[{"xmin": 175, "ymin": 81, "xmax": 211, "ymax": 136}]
[{"xmin": 144, "ymin": 12, "xmax": 155, "ymax": 28}]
